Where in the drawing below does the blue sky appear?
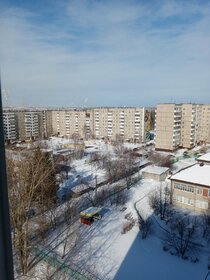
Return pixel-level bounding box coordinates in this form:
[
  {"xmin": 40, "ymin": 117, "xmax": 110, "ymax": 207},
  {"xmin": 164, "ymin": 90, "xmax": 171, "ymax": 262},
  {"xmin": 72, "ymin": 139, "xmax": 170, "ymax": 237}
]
[{"xmin": 0, "ymin": 0, "xmax": 210, "ymax": 107}]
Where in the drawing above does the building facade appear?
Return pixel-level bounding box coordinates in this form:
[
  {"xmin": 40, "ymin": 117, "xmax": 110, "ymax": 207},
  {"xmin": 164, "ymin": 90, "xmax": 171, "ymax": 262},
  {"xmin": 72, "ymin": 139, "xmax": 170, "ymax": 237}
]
[
  {"xmin": 92, "ymin": 108, "xmax": 146, "ymax": 142},
  {"xmin": 170, "ymin": 163, "xmax": 210, "ymax": 213},
  {"xmin": 155, "ymin": 104, "xmax": 210, "ymax": 151},
  {"xmin": 155, "ymin": 104, "xmax": 182, "ymax": 151},
  {"xmin": 51, "ymin": 109, "xmax": 92, "ymax": 139},
  {"xmin": 51, "ymin": 107, "xmax": 152, "ymax": 143},
  {"xmin": 3, "ymin": 111, "xmax": 17, "ymax": 141},
  {"xmin": 3, "ymin": 108, "xmax": 52, "ymax": 141},
  {"xmin": 197, "ymin": 105, "xmax": 210, "ymax": 144},
  {"xmin": 3, "ymin": 107, "xmax": 153, "ymax": 143}
]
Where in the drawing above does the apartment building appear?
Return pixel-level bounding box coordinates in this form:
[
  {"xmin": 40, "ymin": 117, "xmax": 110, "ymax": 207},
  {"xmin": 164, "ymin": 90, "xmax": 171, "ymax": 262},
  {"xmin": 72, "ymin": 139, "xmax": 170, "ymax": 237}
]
[
  {"xmin": 52, "ymin": 109, "xmax": 93, "ymax": 139},
  {"xmin": 40, "ymin": 110, "xmax": 53, "ymax": 138},
  {"xmin": 15, "ymin": 110, "xmax": 42, "ymax": 140},
  {"xmin": 155, "ymin": 104, "xmax": 182, "ymax": 151},
  {"xmin": 155, "ymin": 104, "xmax": 210, "ymax": 151},
  {"xmin": 181, "ymin": 104, "xmax": 198, "ymax": 149},
  {"xmin": 197, "ymin": 105, "xmax": 210, "ymax": 144},
  {"xmin": 51, "ymin": 107, "xmax": 149, "ymax": 142},
  {"xmin": 170, "ymin": 163, "xmax": 210, "ymax": 213},
  {"xmin": 92, "ymin": 108, "xmax": 147, "ymax": 142},
  {"xmin": 3, "ymin": 108, "xmax": 53, "ymax": 141},
  {"xmin": 3, "ymin": 111, "xmax": 17, "ymax": 141},
  {"xmin": 3, "ymin": 107, "xmax": 153, "ymax": 143}
]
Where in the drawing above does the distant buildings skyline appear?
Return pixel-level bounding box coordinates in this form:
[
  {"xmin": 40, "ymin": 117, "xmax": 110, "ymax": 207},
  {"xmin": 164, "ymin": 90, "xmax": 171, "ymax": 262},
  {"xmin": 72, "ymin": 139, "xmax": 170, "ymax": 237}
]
[
  {"xmin": 3, "ymin": 102, "xmax": 210, "ymax": 151},
  {"xmin": 3, "ymin": 107, "xmax": 154, "ymax": 143}
]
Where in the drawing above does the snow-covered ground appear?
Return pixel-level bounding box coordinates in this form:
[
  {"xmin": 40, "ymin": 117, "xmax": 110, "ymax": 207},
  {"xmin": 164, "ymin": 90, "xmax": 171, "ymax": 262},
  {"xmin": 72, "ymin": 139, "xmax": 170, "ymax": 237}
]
[
  {"xmin": 114, "ymin": 231, "xmax": 207, "ymax": 280},
  {"xmin": 54, "ymin": 141, "xmax": 209, "ymax": 279},
  {"xmin": 56, "ymin": 138, "xmax": 150, "ymax": 199},
  {"xmin": 73, "ymin": 181, "xmax": 208, "ymax": 280},
  {"xmin": 16, "ymin": 140, "xmax": 210, "ymax": 279},
  {"xmin": 36, "ymin": 179, "xmax": 208, "ymax": 280}
]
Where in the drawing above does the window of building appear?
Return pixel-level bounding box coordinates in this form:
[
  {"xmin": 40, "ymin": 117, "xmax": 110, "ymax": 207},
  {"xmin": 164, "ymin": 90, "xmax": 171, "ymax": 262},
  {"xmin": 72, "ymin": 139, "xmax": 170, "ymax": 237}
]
[
  {"xmin": 197, "ymin": 188, "xmax": 203, "ymax": 195},
  {"xmin": 174, "ymin": 195, "xmax": 194, "ymax": 206},
  {"xmin": 196, "ymin": 200, "xmax": 208, "ymax": 209},
  {"xmin": 174, "ymin": 183, "xmax": 194, "ymax": 193}
]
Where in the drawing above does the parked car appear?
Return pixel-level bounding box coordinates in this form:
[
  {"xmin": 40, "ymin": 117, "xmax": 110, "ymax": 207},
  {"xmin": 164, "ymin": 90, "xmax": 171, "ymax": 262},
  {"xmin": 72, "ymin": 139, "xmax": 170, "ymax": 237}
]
[{"xmin": 183, "ymin": 151, "xmax": 190, "ymax": 158}]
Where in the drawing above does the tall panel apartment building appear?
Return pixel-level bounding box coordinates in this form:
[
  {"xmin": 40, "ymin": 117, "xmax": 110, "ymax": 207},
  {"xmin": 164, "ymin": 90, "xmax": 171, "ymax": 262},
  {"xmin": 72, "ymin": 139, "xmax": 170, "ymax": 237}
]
[
  {"xmin": 15, "ymin": 110, "xmax": 41, "ymax": 140},
  {"xmin": 181, "ymin": 104, "xmax": 198, "ymax": 149},
  {"xmin": 92, "ymin": 108, "xmax": 146, "ymax": 142},
  {"xmin": 3, "ymin": 107, "xmax": 153, "ymax": 143},
  {"xmin": 155, "ymin": 104, "xmax": 182, "ymax": 151},
  {"xmin": 40, "ymin": 110, "xmax": 53, "ymax": 138},
  {"xmin": 3, "ymin": 111, "xmax": 17, "ymax": 141},
  {"xmin": 3, "ymin": 108, "xmax": 53, "ymax": 141},
  {"xmin": 51, "ymin": 107, "xmax": 151, "ymax": 143},
  {"xmin": 52, "ymin": 109, "xmax": 93, "ymax": 139},
  {"xmin": 197, "ymin": 105, "xmax": 210, "ymax": 144},
  {"xmin": 155, "ymin": 104, "xmax": 210, "ymax": 151}
]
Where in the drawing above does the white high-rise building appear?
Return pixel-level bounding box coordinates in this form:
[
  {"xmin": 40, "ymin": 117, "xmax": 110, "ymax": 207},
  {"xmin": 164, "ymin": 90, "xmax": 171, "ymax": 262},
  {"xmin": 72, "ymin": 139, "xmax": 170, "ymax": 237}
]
[{"xmin": 3, "ymin": 112, "xmax": 17, "ymax": 141}]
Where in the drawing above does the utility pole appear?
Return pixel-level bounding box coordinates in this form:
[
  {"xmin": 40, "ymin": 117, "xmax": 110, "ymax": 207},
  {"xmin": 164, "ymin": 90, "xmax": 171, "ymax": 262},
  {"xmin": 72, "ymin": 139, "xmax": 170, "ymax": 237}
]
[{"xmin": 0, "ymin": 78, "xmax": 14, "ymax": 280}]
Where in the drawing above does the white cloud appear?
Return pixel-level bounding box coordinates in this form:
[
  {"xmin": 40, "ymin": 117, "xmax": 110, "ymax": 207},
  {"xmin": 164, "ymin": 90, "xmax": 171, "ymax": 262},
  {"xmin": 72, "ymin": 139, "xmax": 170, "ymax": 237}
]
[{"xmin": 0, "ymin": 0, "xmax": 210, "ymax": 107}]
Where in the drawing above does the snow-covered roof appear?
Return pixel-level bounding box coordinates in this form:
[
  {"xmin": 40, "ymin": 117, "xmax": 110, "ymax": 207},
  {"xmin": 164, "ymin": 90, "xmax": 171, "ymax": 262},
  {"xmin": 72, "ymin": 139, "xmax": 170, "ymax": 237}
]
[
  {"xmin": 80, "ymin": 207, "xmax": 101, "ymax": 217},
  {"xmin": 141, "ymin": 165, "xmax": 169, "ymax": 175},
  {"xmin": 170, "ymin": 163, "xmax": 210, "ymax": 187},
  {"xmin": 197, "ymin": 152, "xmax": 210, "ymax": 162}
]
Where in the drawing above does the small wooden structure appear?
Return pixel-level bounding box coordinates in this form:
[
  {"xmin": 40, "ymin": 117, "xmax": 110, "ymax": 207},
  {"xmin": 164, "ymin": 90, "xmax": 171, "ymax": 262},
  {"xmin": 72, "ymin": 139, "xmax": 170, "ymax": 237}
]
[{"xmin": 80, "ymin": 207, "xmax": 102, "ymax": 226}]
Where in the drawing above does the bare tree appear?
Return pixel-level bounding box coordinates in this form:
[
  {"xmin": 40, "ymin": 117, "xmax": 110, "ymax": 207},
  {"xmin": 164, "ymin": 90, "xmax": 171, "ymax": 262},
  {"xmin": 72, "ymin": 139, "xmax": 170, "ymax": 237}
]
[
  {"xmin": 105, "ymin": 156, "xmax": 123, "ymax": 183},
  {"xmin": 113, "ymin": 134, "xmax": 124, "ymax": 149},
  {"xmin": 113, "ymin": 188, "xmax": 128, "ymax": 206},
  {"xmin": 148, "ymin": 152, "xmax": 172, "ymax": 169},
  {"xmin": 139, "ymin": 217, "xmax": 152, "ymax": 239},
  {"xmin": 201, "ymin": 212, "xmax": 210, "ymax": 241},
  {"xmin": 7, "ymin": 148, "xmax": 57, "ymax": 274},
  {"xmin": 165, "ymin": 214, "xmax": 198, "ymax": 258},
  {"xmin": 149, "ymin": 184, "xmax": 171, "ymax": 221},
  {"xmin": 71, "ymin": 133, "xmax": 84, "ymax": 159},
  {"xmin": 122, "ymin": 150, "xmax": 136, "ymax": 188}
]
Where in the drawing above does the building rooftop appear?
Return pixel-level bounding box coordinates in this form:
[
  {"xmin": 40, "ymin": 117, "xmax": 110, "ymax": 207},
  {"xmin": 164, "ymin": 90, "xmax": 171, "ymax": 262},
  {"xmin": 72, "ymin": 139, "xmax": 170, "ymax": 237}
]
[
  {"xmin": 170, "ymin": 163, "xmax": 210, "ymax": 187},
  {"xmin": 142, "ymin": 165, "xmax": 169, "ymax": 175},
  {"xmin": 197, "ymin": 152, "xmax": 210, "ymax": 163},
  {"xmin": 80, "ymin": 207, "xmax": 102, "ymax": 217}
]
